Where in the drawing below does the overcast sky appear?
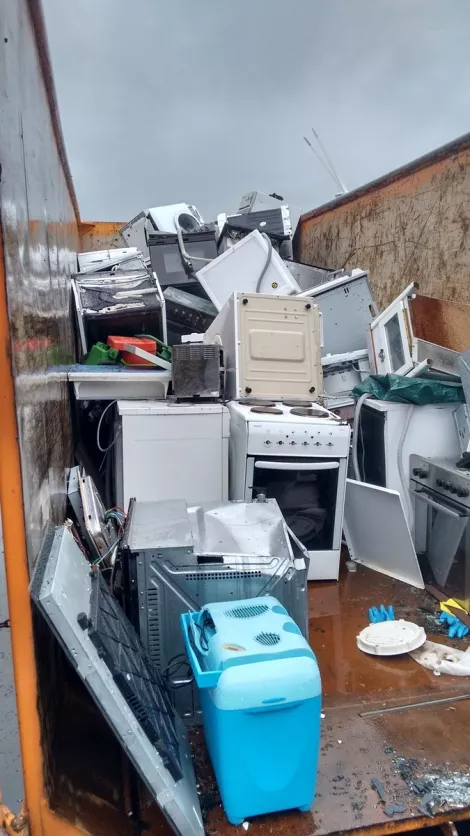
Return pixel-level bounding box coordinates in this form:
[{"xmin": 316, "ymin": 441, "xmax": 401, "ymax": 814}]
[{"xmin": 43, "ymin": 0, "xmax": 470, "ymax": 223}]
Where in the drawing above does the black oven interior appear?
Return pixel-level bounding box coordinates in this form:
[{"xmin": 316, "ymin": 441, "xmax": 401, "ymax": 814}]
[{"xmin": 251, "ymin": 456, "xmax": 339, "ymax": 551}]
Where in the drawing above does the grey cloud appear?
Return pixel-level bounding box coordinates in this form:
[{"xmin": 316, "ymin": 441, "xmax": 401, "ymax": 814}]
[{"xmin": 43, "ymin": 0, "xmax": 470, "ymax": 222}]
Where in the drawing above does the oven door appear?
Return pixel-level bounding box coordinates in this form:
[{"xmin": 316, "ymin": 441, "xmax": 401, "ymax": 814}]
[
  {"xmin": 410, "ymin": 483, "xmax": 470, "ymax": 609},
  {"xmin": 245, "ymin": 456, "xmax": 346, "ymax": 553}
]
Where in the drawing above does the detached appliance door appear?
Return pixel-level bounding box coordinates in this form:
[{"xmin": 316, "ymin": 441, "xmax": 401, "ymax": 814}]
[
  {"xmin": 30, "ymin": 527, "xmax": 204, "ymax": 836},
  {"xmin": 343, "ymin": 479, "xmax": 424, "ymax": 588}
]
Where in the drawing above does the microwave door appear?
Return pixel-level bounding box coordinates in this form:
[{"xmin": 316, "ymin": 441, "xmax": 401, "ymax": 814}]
[{"xmin": 413, "ymin": 489, "xmax": 469, "ymax": 587}]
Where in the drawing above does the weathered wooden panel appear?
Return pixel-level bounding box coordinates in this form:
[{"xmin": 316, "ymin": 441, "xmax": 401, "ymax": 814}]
[
  {"xmin": 79, "ymin": 220, "xmax": 125, "ymax": 252},
  {"xmin": 296, "ymin": 136, "xmax": 470, "ymax": 311},
  {"xmin": 0, "ymin": 0, "xmax": 79, "ymax": 565}
]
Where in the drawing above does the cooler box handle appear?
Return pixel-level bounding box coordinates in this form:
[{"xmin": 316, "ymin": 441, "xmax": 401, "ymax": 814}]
[{"xmin": 180, "ymin": 612, "xmax": 220, "ymax": 689}]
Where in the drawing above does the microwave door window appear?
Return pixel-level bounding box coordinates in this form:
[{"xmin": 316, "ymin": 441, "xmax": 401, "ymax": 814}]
[{"xmin": 385, "ymin": 313, "xmax": 406, "ymax": 372}]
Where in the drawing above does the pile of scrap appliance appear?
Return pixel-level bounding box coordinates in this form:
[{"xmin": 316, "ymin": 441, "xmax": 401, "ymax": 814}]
[{"xmin": 33, "ymin": 191, "xmax": 470, "ymax": 833}]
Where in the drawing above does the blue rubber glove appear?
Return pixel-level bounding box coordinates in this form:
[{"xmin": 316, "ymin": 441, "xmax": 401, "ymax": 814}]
[
  {"xmin": 369, "ymin": 605, "xmax": 395, "ymax": 623},
  {"xmin": 439, "ymin": 611, "xmax": 470, "ymax": 639}
]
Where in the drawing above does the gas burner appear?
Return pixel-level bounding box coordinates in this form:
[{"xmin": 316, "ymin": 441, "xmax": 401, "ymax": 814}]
[
  {"xmin": 239, "ymin": 398, "xmax": 276, "ymax": 407},
  {"xmin": 250, "ymin": 406, "xmax": 284, "ymax": 415},
  {"xmin": 290, "ymin": 407, "xmax": 330, "ymax": 418},
  {"xmin": 282, "ymin": 400, "xmax": 314, "ymax": 408}
]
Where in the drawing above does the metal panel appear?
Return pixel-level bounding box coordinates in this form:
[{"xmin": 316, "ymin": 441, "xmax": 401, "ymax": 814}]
[
  {"xmin": 343, "ymin": 479, "xmax": 424, "ymax": 589},
  {"xmin": 0, "ymin": 1, "xmax": 78, "ymax": 566},
  {"xmin": 302, "ymin": 272, "xmax": 377, "ymax": 357},
  {"xmin": 31, "ymin": 527, "xmax": 204, "ymax": 836}
]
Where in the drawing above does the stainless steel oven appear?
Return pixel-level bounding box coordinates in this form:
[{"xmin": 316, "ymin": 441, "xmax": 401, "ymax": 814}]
[{"xmin": 410, "ymin": 454, "xmax": 470, "ymax": 610}]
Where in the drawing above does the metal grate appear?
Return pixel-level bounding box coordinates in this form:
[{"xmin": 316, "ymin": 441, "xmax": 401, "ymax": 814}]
[
  {"xmin": 225, "ymin": 604, "xmax": 270, "ymax": 619},
  {"xmin": 147, "ymin": 587, "xmax": 161, "ymax": 667},
  {"xmin": 255, "ymin": 631, "xmax": 281, "ymax": 646},
  {"xmin": 88, "ymin": 575, "xmax": 182, "ymax": 781},
  {"xmin": 185, "ymin": 570, "xmax": 262, "ymax": 581}
]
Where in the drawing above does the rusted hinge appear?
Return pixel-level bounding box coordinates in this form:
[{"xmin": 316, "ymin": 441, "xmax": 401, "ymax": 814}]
[{"xmin": 0, "ymin": 799, "xmax": 29, "ymax": 836}]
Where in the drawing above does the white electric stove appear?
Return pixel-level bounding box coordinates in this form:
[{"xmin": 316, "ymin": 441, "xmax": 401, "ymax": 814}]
[{"xmin": 228, "ymin": 399, "xmax": 351, "ymax": 581}]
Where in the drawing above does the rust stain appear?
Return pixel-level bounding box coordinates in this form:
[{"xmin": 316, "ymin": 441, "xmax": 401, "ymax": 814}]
[
  {"xmin": 410, "ymin": 294, "xmax": 470, "ymax": 353},
  {"xmin": 78, "ymin": 221, "xmax": 126, "ymax": 253},
  {"xmin": 299, "ymin": 132, "xmax": 470, "ymax": 226},
  {"xmin": 296, "ymin": 142, "xmax": 470, "ymax": 310}
]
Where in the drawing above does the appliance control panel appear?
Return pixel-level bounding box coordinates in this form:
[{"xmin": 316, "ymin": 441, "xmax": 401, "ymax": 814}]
[
  {"xmin": 410, "ymin": 454, "xmax": 470, "ymax": 508},
  {"xmin": 247, "ymin": 421, "xmax": 351, "ymax": 458}
]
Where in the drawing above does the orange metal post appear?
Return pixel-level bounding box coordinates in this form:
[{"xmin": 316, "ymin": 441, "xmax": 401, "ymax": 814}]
[{"xmin": 0, "ymin": 227, "xmax": 45, "ymax": 832}]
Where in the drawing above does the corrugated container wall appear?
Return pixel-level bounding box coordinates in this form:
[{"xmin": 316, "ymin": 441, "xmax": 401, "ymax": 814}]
[
  {"xmin": 295, "ymin": 134, "xmax": 470, "ymax": 310},
  {"xmin": 0, "ymin": 0, "xmax": 79, "ymax": 564}
]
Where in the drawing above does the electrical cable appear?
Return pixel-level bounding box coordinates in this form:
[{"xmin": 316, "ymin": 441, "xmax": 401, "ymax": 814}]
[
  {"xmin": 352, "ymin": 393, "xmax": 372, "ymax": 481},
  {"xmin": 255, "ymin": 233, "xmax": 273, "ymax": 293},
  {"xmin": 93, "ymin": 536, "xmax": 122, "ymax": 567},
  {"xmin": 96, "ymin": 400, "xmax": 121, "ymax": 453}
]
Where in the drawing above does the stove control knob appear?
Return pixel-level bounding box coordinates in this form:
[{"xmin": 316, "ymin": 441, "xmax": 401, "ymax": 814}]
[
  {"xmin": 278, "ymin": 440, "xmax": 284, "ymax": 445},
  {"xmin": 412, "ymin": 467, "xmax": 428, "ymax": 478},
  {"xmin": 449, "ymin": 485, "xmax": 458, "ymax": 494},
  {"xmin": 436, "ymin": 478, "xmax": 443, "ymax": 487},
  {"xmin": 315, "ymin": 441, "xmax": 321, "ymax": 447},
  {"xmin": 443, "ymin": 481, "xmax": 451, "ymax": 491},
  {"xmin": 457, "ymin": 487, "xmax": 469, "ymax": 498},
  {"xmin": 265, "ymin": 440, "xmax": 271, "ymax": 446},
  {"xmin": 302, "ymin": 441, "xmax": 309, "ymax": 446},
  {"xmin": 290, "ymin": 441, "xmax": 297, "ymax": 446}
]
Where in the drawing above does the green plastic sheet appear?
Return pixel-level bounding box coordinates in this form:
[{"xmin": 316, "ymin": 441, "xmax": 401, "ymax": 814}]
[{"xmin": 352, "ymin": 374, "xmax": 464, "ymax": 405}]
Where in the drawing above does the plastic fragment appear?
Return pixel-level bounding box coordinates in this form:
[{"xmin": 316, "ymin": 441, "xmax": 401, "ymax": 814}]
[{"xmin": 370, "ymin": 777, "xmax": 387, "ymax": 803}]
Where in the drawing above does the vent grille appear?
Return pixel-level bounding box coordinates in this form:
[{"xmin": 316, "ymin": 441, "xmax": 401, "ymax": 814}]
[
  {"xmin": 185, "ymin": 570, "xmax": 262, "ymax": 581},
  {"xmin": 225, "ymin": 604, "xmax": 269, "ymax": 619},
  {"xmin": 147, "ymin": 588, "xmax": 161, "ymax": 667},
  {"xmin": 175, "ymin": 344, "xmax": 219, "ymax": 360},
  {"xmin": 255, "ymin": 631, "xmax": 281, "ymax": 646}
]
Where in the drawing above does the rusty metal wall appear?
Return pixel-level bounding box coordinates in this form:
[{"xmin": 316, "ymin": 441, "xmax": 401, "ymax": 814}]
[
  {"xmin": 296, "ymin": 141, "xmax": 470, "ymax": 311},
  {"xmin": 0, "ymin": 0, "xmax": 79, "ymax": 566},
  {"xmin": 79, "ymin": 221, "xmax": 126, "ymax": 252}
]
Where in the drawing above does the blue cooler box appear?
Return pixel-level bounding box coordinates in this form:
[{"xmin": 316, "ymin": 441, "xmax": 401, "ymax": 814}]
[{"xmin": 181, "ymin": 596, "xmax": 321, "ymax": 825}]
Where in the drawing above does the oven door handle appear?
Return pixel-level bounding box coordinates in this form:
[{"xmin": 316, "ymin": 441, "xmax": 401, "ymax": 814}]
[
  {"xmin": 254, "ymin": 460, "xmax": 340, "ymax": 472},
  {"xmin": 412, "ymin": 488, "xmax": 470, "ymax": 519}
]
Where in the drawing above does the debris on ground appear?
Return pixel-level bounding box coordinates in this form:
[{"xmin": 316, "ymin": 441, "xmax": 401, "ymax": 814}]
[
  {"xmin": 383, "ymin": 802, "xmax": 406, "ymax": 817},
  {"xmin": 370, "ymin": 777, "xmax": 387, "ymax": 803}
]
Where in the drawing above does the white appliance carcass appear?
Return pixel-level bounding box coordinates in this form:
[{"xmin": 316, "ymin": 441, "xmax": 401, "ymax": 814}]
[
  {"xmin": 205, "ymin": 292, "xmax": 323, "ymax": 401},
  {"xmin": 114, "ymin": 401, "xmax": 229, "ymax": 510},
  {"xmin": 299, "ymin": 269, "xmax": 378, "ymax": 357},
  {"xmin": 353, "ymin": 399, "xmax": 461, "ymax": 528},
  {"xmin": 196, "ymin": 230, "xmax": 300, "ymax": 311},
  {"xmin": 238, "ymin": 191, "xmax": 302, "ymax": 234},
  {"xmin": 120, "ymin": 204, "xmax": 204, "ymax": 257},
  {"xmin": 228, "ymin": 399, "xmax": 351, "ymax": 581}
]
